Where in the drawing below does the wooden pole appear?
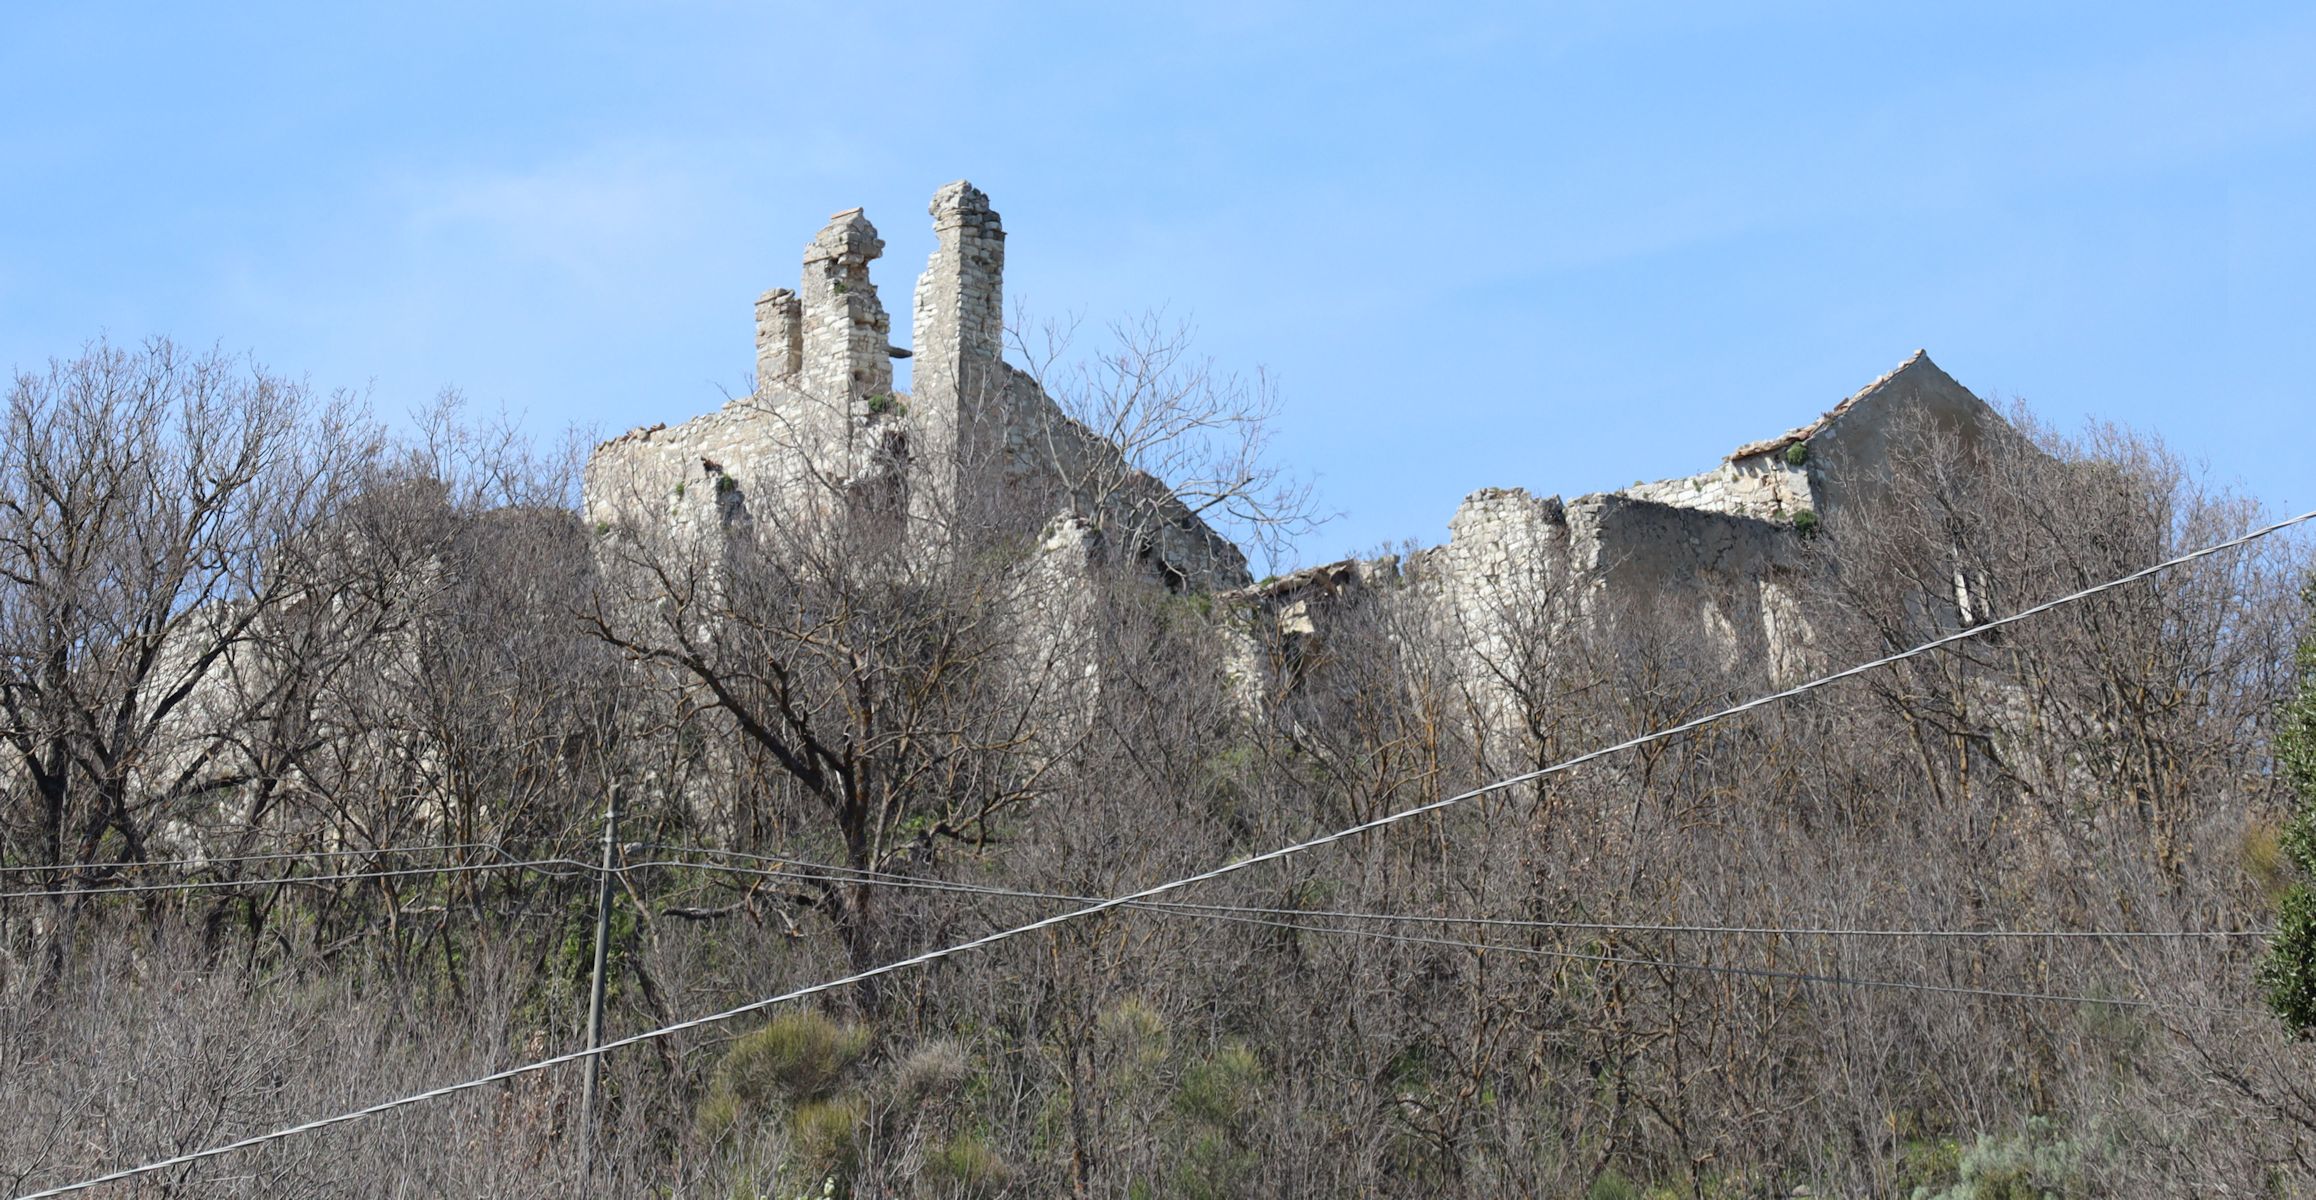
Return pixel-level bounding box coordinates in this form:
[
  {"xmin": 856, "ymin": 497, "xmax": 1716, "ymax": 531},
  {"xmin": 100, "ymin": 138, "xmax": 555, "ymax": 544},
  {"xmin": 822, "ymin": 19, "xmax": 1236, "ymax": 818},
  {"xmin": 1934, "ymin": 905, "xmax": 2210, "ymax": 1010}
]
[{"xmin": 578, "ymin": 787, "xmax": 620, "ymax": 1183}]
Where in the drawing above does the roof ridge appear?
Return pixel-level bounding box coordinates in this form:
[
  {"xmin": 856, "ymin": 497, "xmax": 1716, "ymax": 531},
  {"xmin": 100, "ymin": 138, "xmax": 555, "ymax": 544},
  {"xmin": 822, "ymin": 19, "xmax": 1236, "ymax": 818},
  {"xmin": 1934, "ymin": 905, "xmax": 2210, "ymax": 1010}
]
[{"xmin": 1726, "ymin": 350, "xmax": 1941, "ymax": 461}]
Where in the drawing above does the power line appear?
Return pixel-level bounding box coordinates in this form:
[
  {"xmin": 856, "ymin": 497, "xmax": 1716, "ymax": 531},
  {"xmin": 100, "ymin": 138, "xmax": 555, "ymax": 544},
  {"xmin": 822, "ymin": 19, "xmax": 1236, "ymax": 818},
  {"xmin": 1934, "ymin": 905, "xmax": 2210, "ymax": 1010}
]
[
  {"xmin": 631, "ymin": 848, "xmax": 2274, "ymax": 941},
  {"xmin": 20, "ymin": 506, "xmax": 2307, "ymax": 1200},
  {"xmin": 0, "ymin": 858, "xmax": 594, "ymax": 902},
  {"xmin": 0, "ymin": 840, "xmax": 536, "ymax": 877},
  {"xmin": 1170, "ymin": 906, "xmax": 2263, "ymax": 1014},
  {"xmin": 4, "ymin": 844, "xmax": 2264, "ymax": 943},
  {"xmin": 1162, "ymin": 898, "xmax": 2271, "ymax": 942}
]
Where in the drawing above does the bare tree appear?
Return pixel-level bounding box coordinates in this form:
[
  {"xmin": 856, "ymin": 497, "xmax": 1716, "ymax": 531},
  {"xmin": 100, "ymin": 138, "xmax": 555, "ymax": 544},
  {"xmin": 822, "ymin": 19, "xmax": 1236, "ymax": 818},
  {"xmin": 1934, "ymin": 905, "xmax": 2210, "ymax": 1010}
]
[
  {"xmin": 0, "ymin": 339, "xmax": 377, "ymax": 969},
  {"xmin": 582, "ymin": 458, "xmax": 1062, "ymax": 988},
  {"xmin": 10, "ymin": 332, "xmax": 2316, "ymax": 1199},
  {"xmin": 1012, "ymin": 309, "xmax": 1322, "ymax": 574}
]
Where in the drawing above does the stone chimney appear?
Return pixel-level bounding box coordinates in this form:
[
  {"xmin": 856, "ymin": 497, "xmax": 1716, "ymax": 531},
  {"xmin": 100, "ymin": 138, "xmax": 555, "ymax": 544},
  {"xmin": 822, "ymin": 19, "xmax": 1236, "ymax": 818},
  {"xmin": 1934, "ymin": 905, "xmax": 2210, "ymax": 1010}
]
[
  {"xmin": 754, "ymin": 287, "xmax": 802, "ymax": 387},
  {"xmin": 799, "ymin": 208, "xmax": 892, "ymax": 406}
]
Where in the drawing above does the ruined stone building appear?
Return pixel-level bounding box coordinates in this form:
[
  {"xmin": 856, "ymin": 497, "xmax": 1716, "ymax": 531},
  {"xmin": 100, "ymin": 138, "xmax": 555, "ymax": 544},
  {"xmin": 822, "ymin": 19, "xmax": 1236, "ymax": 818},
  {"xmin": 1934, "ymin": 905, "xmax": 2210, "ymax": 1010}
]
[
  {"xmin": 1233, "ymin": 349, "xmax": 2017, "ymax": 712},
  {"xmin": 49, "ymin": 183, "xmax": 2027, "ymax": 868},
  {"xmin": 584, "ymin": 182, "xmax": 2021, "ymax": 735},
  {"xmin": 583, "ymin": 182, "xmax": 1247, "ymax": 593}
]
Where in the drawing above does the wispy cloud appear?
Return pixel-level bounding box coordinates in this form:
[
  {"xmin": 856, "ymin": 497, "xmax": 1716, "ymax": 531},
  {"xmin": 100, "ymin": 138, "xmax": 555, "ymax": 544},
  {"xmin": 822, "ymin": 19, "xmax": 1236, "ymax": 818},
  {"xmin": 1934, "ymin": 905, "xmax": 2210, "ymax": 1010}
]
[{"xmin": 394, "ymin": 142, "xmax": 723, "ymax": 295}]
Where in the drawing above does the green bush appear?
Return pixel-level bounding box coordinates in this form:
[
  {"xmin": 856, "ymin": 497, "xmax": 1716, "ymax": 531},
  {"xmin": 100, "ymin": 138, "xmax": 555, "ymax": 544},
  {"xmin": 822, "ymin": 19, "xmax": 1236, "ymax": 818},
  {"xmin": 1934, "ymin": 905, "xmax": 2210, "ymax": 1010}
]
[
  {"xmin": 1908, "ymin": 1117, "xmax": 2082, "ymax": 1200},
  {"xmin": 1785, "ymin": 440, "xmax": 1811, "ymax": 466},
  {"xmin": 865, "ymin": 393, "xmax": 904, "ymax": 416},
  {"xmin": 1164, "ymin": 1042, "xmax": 1266, "ymax": 1199},
  {"xmin": 1792, "ymin": 509, "xmax": 1820, "ymax": 537},
  {"xmin": 2259, "ymin": 578, "xmax": 2316, "ymax": 1035},
  {"xmin": 714, "ymin": 473, "xmax": 738, "ymax": 494},
  {"xmin": 789, "ymin": 1094, "xmax": 868, "ymax": 1174},
  {"xmin": 890, "ymin": 1039, "xmax": 971, "ymax": 1105},
  {"xmin": 2247, "ymin": 817, "xmax": 2294, "ymax": 904},
  {"xmin": 1898, "ymin": 1136, "xmax": 1965, "ymax": 1194},
  {"xmin": 1175, "ymin": 1041, "xmax": 1262, "ymax": 1126},
  {"xmin": 1098, "ymin": 996, "xmax": 1170, "ymax": 1073},
  {"xmin": 926, "ymin": 1134, "xmax": 1010, "ymax": 1196},
  {"xmin": 1172, "ymin": 1129, "xmax": 1257, "ymax": 1200},
  {"xmin": 2263, "ymin": 884, "xmax": 2316, "ymax": 1035},
  {"xmin": 695, "ymin": 1011, "xmax": 872, "ymax": 1142}
]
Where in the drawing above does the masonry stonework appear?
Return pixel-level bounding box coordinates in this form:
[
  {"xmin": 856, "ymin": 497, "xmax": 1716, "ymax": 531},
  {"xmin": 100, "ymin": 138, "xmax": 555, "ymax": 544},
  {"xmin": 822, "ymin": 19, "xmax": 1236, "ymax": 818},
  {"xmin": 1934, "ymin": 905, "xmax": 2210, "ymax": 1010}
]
[
  {"xmin": 585, "ymin": 184, "xmax": 2015, "ymax": 741},
  {"xmin": 584, "ymin": 181, "xmax": 1248, "ymax": 595},
  {"xmin": 799, "ymin": 208, "xmax": 892, "ymax": 409},
  {"xmin": 1226, "ymin": 348, "xmax": 2012, "ymax": 719},
  {"xmin": 754, "ymin": 287, "xmax": 802, "ymax": 385},
  {"xmin": 913, "ymin": 182, "xmax": 1006, "ymax": 395},
  {"xmin": 906, "ymin": 182, "xmax": 1004, "ymax": 532},
  {"xmin": 119, "ymin": 187, "xmax": 2034, "ymax": 870}
]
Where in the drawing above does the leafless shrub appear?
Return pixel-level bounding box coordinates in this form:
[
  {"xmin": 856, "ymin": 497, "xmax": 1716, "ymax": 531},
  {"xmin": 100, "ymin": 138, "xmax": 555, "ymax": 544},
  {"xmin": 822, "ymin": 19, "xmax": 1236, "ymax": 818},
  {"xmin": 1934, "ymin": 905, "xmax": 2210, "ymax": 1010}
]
[{"xmin": 6, "ymin": 354, "xmax": 2311, "ymax": 1198}]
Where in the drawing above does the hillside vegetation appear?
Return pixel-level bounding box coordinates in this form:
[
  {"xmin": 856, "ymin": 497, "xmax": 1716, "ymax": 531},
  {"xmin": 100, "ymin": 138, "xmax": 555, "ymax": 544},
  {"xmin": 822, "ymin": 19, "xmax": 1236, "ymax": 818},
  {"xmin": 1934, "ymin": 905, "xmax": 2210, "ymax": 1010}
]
[{"xmin": 2, "ymin": 339, "xmax": 2313, "ymax": 1198}]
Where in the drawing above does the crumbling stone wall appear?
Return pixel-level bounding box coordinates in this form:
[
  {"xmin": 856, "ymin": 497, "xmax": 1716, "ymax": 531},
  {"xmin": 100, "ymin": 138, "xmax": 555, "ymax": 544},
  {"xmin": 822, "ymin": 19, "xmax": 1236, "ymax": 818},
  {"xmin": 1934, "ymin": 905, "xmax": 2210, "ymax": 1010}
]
[
  {"xmin": 910, "ymin": 183, "xmax": 1005, "ymax": 420},
  {"xmin": 582, "ymin": 182, "xmax": 1246, "ymax": 594},
  {"xmin": 580, "ymin": 184, "xmax": 1251, "ymax": 803},
  {"xmin": 1007, "ymin": 515, "xmax": 1106, "ymax": 753},
  {"xmin": 905, "ymin": 182, "xmax": 1003, "ymax": 536},
  {"xmin": 754, "ymin": 288, "xmax": 801, "ymax": 385},
  {"xmin": 585, "ymin": 187, "xmax": 2012, "ymax": 754},
  {"xmin": 799, "ymin": 208, "xmax": 892, "ymax": 409},
  {"xmin": 1617, "ymin": 351, "xmax": 2001, "ymax": 526},
  {"xmin": 586, "ymin": 207, "xmax": 909, "ymax": 549},
  {"xmin": 1230, "ymin": 350, "xmax": 2011, "ymax": 726},
  {"xmin": 1623, "ymin": 452, "xmax": 1812, "ymax": 522}
]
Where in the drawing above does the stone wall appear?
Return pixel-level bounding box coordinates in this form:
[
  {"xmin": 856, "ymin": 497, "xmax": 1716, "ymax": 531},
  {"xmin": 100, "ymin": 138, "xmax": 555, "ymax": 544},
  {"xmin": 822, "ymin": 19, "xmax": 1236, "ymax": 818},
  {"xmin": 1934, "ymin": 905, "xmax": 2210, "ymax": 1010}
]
[
  {"xmin": 582, "ymin": 181, "xmax": 1247, "ymax": 593},
  {"xmin": 754, "ymin": 288, "xmax": 802, "ymax": 385},
  {"xmin": 1615, "ymin": 350, "xmax": 2002, "ymax": 527},
  {"xmin": 1623, "ymin": 452, "xmax": 1812, "ymax": 522},
  {"xmin": 584, "ymin": 187, "xmax": 2014, "ymax": 752},
  {"xmin": 799, "ymin": 208, "xmax": 892, "ymax": 409},
  {"xmin": 907, "ymin": 182, "xmax": 1006, "ymax": 531},
  {"xmin": 1230, "ymin": 350, "xmax": 2012, "ymax": 723}
]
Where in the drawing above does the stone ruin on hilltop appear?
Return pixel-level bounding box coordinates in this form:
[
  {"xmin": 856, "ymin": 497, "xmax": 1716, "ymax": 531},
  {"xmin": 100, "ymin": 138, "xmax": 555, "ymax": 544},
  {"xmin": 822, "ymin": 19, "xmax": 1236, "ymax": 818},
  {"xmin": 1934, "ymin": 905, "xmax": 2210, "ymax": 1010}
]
[
  {"xmin": 77, "ymin": 183, "xmax": 2029, "ymax": 866},
  {"xmin": 584, "ymin": 181, "xmax": 2021, "ymax": 719},
  {"xmin": 1239, "ymin": 347, "xmax": 2020, "ymax": 709},
  {"xmin": 583, "ymin": 181, "xmax": 1248, "ymax": 595}
]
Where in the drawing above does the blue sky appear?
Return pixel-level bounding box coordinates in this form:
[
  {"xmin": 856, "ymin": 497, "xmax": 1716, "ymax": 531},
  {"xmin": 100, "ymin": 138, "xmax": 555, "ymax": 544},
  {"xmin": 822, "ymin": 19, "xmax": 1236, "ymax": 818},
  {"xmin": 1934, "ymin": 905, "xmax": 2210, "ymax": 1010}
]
[{"xmin": 3, "ymin": 2, "xmax": 2308, "ymax": 568}]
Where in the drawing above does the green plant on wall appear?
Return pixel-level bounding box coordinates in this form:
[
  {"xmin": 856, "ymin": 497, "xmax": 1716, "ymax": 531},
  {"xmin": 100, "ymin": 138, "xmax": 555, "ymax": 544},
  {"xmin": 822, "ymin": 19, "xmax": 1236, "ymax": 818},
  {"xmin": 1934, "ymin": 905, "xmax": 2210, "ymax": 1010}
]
[{"xmin": 1785, "ymin": 440, "xmax": 1811, "ymax": 467}]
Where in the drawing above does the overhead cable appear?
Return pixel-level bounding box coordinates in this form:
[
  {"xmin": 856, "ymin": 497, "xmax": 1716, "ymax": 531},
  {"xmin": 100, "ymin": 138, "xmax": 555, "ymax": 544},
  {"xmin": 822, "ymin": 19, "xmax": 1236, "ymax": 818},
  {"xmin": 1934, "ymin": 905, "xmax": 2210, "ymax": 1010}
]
[
  {"xmin": 0, "ymin": 858, "xmax": 593, "ymax": 901},
  {"xmin": 628, "ymin": 850, "xmax": 2276, "ymax": 941},
  {"xmin": 0, "ymin": 840, "xmax": 521, "ymax": 876},
  {"xmin": 9, "ymin": 845, "xmax": 2266, "ymax": 943}
]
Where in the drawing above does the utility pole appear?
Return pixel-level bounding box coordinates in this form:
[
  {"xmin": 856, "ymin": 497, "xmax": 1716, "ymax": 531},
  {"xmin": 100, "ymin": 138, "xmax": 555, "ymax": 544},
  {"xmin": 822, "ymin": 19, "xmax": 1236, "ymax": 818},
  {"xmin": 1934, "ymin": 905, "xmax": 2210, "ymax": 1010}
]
[{"xmin": 578, "ymin": 787, "xmax": 621, "ymax": 1183}]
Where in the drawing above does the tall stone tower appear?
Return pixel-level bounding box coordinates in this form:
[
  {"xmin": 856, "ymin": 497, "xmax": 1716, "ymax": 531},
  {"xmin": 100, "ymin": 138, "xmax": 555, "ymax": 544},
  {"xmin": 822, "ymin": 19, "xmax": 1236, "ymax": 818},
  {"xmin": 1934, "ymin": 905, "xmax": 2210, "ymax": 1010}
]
[
  {"xmin": 908, "ymin": 182, "xmax": 1007, "ymax": 528},
  {"xmin": 798, "ymin": 207, "xmax": 892, "ymax": 407},
  {"xmin": 748, "ymin": 207, "xmax": 899, "ymax": 493},
  {"xmin": 587, "ymin": 181, "xmax": 1249, "ymax": 592}
]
